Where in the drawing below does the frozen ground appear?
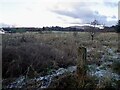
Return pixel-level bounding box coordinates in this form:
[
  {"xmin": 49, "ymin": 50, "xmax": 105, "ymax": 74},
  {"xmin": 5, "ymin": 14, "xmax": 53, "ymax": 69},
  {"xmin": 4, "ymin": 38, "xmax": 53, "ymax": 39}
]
[{"xmin": 5, "ymin": 46, "xmax": 120, "ymax": 89}]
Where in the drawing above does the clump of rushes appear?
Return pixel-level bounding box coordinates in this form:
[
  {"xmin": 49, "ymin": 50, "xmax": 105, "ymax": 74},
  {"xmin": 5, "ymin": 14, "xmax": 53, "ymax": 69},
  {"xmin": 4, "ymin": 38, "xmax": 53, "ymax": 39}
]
[{"xmin": 112, "ymin": 60, "xmax": 120, "ymax": 74}]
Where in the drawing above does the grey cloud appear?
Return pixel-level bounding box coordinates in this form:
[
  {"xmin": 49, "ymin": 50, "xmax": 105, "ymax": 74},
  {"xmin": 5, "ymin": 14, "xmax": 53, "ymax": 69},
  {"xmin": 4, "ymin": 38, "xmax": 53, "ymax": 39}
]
[
  {"xmin": 51, "ymin": 2, "xmax": 117, "ymax": 26},
  {"xmin": 105, "ymin": 20, "xmax": 117, "ymax": 26},
  {"xmin": 112, "ymin": 16, "xmax": 117, "ymax": 19},
  {"xmin": 52, "ymin": 5, "xmax": 107, "ymax": 24},
  {"xmin": 104, "ymin": 2, "xmax": 118, "ymax": 7}
]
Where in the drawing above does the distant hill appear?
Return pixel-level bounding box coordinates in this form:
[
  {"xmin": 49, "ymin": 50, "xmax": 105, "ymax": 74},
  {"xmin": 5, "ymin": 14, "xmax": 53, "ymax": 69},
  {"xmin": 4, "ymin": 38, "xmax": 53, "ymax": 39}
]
[
  {"xmin": 0, "ymin": 23, "xmax": 15, "ymax": 28},
  {"xmin": 69, "ymin": 25, "xmax": 116, "ymax": 32},
  {"xmin": 2, "ymin": 25, "xmax": 116, "ymax": 33},
  {"xmin": 69, "ymin": 25, "xmax": 104, "ymax": 29}
]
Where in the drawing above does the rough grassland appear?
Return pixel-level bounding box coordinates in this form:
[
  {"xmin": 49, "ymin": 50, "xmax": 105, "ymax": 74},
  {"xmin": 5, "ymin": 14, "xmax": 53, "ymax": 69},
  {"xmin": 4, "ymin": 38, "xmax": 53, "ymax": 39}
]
[{"xmin": 2, "ymin": 32, "xmax": 119, "ymax": 89}]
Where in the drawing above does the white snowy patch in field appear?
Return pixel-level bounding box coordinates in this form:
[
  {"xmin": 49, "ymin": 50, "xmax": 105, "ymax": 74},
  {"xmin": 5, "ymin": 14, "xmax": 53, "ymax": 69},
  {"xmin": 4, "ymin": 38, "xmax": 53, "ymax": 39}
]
[
  {"xmin": 88, "ymin": 64, "xmax": 120, "ymax": 80},
  {"xmin": 7, "ymin": 76, "xmax": 25, "ymax": 88}
]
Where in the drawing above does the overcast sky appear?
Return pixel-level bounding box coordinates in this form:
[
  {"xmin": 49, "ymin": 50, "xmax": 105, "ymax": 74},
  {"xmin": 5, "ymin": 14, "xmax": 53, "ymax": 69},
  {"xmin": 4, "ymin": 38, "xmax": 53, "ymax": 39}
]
[{"xmin": 0, "ymin": 0, "xmax": 119, "ymax": 27}]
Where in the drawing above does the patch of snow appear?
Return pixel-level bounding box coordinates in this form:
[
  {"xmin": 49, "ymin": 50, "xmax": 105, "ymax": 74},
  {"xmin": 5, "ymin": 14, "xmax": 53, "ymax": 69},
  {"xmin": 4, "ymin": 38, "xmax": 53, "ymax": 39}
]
[
  {"xmin": 67, "ymin": 66, "xmax": 76, "ymax": 73},
  {"xmin": 36, "ymin": 76, "xmax": 44, "ymax": 81},
  {"xmin": 87, "ymin": 48, "xmax": 94, "ymax": 52},
  {"xmin": 112, "ymin": 55, "xmax": 118, "ymax": 59},
  {"xmin": 55, "ymin": 68, "xmax": 67, "ymax": 75},
  {"xmin": 7, "ymin": 76, "xmax": 25, "ymax": 88}
]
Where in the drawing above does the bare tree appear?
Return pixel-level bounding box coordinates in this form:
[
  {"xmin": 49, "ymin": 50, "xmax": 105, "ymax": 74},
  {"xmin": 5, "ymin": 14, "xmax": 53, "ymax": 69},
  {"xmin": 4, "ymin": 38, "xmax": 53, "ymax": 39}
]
[{"xmin": 89, "ymin": 19, "xmax": 100, "ymax": 40}]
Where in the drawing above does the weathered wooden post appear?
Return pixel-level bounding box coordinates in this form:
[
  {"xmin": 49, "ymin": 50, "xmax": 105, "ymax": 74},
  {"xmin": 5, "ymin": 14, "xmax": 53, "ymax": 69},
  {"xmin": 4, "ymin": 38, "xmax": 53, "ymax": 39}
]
[{"xmin": 76, "ymin": 46, "xmax": 87, "ymax": 88}]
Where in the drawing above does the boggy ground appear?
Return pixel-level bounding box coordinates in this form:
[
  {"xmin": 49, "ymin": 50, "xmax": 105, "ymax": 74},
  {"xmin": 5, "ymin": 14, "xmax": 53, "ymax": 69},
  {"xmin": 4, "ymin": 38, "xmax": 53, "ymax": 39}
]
[{"xmin": 2, "ymin": 31, "xmax": 120, "ymax": 89}]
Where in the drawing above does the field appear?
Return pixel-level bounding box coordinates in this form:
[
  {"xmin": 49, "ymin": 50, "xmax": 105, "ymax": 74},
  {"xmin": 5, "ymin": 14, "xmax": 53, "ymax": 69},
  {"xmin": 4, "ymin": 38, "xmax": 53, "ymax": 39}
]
[{"xmin": 2, "ymin": 31, "xmax": 120, "ymax": 89}]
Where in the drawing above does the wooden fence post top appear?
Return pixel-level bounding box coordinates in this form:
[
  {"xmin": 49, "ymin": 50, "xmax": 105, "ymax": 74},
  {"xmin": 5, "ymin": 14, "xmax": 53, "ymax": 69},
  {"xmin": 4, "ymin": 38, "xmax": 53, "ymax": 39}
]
[
  {"xmin": 78, "ymin": 46, "xmax": 86, "ymax": 49},
  {"xmin": 77, "ymin": 46, "xmax": 87, "ymax": 68},
  {"xmin": 78, "ymin": 47, "xmax": 86, "ymax": 55},
  {"xmin": 77, "ymin": 46, "xmax": 87, "ymax": 87}
]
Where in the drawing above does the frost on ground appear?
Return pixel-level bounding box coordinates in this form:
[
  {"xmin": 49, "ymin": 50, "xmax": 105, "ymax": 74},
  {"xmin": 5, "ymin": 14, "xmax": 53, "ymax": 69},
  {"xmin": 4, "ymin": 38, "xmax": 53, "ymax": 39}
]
[
  {"xmin": 7, "ymin": 76, "xmax": 26, "ymax": 88},
  {"xmin": 4, "ymin": 46, "xmax": 120, "ymax": 89},
  {"xmin": 88, "ymin": 46, "xmax": 120, "ymax": 87},
  {"xmin": 6, "ymin": 66, "xmax": 77, "ymax": 89}
]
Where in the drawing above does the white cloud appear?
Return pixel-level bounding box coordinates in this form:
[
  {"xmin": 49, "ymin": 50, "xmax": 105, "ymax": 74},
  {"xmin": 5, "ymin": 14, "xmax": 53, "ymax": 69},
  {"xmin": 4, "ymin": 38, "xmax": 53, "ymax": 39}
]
[{"xmin": 0, "ymin": 0, "xmax": 119, "ymax": 27}]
